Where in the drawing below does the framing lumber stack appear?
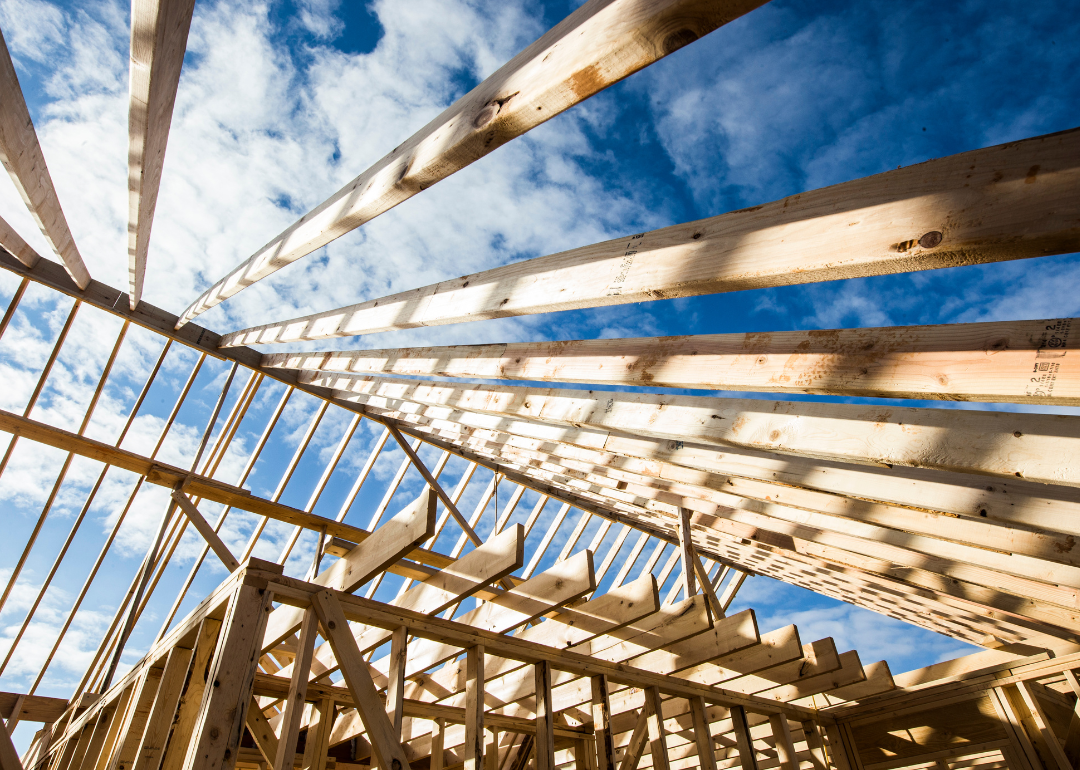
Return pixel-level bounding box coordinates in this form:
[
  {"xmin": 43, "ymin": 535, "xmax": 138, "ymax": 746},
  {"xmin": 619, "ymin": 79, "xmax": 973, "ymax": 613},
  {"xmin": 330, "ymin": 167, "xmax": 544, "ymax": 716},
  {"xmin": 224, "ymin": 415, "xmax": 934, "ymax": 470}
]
[{"xmin": 0, "ymin": 1, "xmax": 1078, "ymax": 770}]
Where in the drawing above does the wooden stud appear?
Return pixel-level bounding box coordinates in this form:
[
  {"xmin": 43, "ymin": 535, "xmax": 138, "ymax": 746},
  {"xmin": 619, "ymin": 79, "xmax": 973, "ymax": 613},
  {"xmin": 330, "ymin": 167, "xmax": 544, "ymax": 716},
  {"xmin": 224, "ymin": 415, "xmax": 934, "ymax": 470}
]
[
  {"xmin": 676, "ymin": 508, "xmax": 696, "ymax": 598},
  {"xmin": 182, "ymin": 574, "xmax": 275, "ymax": 770},
  {"xmin": 1014, "ymin": 681, "xmax": 1070, "ymax": 770},
  {"xmin": 591, "ymin": 676, "xmax": 615, "ymax": 770},
  {"xmin": 688, "ymin": 697, "xmax": 716, "ymax": 770},
  {"xmin": 386, "ymin": 628, "xmax": 408, "ymax": 736},
  {"xmin": 767, "ymin": 714, "xmax": 797, "ymax": 770},
  {"xmin": 300, "ymin": 698, "xmax": 335, "ymax": 770},
  {"xmin": 131, "ymin": 646, "xmax": 194, "ymax": 770},
  {"xmin": 465, "ymin": 646, "xmax": 485, "ymax": 770},
  {"xmin": 431, "ymin": 718, "xmax": 445, "ymax": 770},
  {"xmin": 534, "ymin": 661, "xmax": 554, "ymax": 770},
  {"xmin": 642, "ymin": 688, "xmax": 669, "ymax": 770},
  {"xmin": 273, "ymin": 607, "xmax": 319, "ymax": 770},
  {"xmin": 729, "ymin": 707, "xmax": 758, "ymax": 770}
]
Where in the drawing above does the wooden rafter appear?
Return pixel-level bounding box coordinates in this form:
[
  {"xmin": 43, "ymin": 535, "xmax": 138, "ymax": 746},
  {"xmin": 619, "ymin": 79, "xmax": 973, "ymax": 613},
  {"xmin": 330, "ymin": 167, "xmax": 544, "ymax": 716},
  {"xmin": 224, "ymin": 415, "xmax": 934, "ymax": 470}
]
[
  {"xmin": 0, "ymin": 27, "xmax": 90, "ymax": 289},
  {"xmin": 127, "ymin": 0, "xmax": 197, "ymax": 309},
  {"xmin": 175, "ymin": 0, "xmax": 768, "ymax": 327},
  {"xmin": 220, "ymin": 129, "xmax": 1080, "ymax": 347},
  {"xmin": 264, "ymin": 315, "xmax": 1079, "ymax": 404}
]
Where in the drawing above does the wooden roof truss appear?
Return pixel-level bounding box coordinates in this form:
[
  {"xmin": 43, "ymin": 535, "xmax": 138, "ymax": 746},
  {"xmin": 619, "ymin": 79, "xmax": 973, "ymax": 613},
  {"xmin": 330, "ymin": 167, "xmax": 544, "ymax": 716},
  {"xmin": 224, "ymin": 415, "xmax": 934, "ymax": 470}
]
[{"xmin": 0, "ymin": 1, "xmax": 1077, "ymax": 770}]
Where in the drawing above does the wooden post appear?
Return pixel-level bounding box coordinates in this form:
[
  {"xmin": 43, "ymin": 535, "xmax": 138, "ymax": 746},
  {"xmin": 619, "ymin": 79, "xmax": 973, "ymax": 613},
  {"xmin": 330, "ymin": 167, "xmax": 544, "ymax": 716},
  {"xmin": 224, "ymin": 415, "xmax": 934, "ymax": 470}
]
[
  {"xmin": 688, "ymin": 697, "xmax": 716, "ymax": 770},
  {"xmin": 301, "ymin": 699, "xmax": 335, "ymax": 770},
  {"xmin": 821, "ymin": 724, "xmax": 856, "ymax": 770},
  {"xmin": 430, "ymin": 719, "xmax": 445, "ymax": 770},
  {"xmin": 730, "ymin": 707, "xmax": 759, "ymax": 770},
  {"xmin": 182, "ymin": 574, "xmax": 274, "ymax": 770},
  {"xmin": 590, "ymin": 676, "xmax": 615, "ymax": 770},
  {"xmin": 768, "ymin": 714, "xmax": 797, "ymax": 770},
  {"xmin": 533, "ymin": 661, "xmax": 554, "ymax": 770},
  {"xmin": 642, "ymin": 687, "xmax": 669, "ymax": 770},
  {"xmin": 465, "ymin": 646, "xmax": 485, "ymax": 770},
  {"xmin": 800, "ymin": 721, "xmax": 829, "ymax": 770},
  {"xmin": 275, "ymin": 606, "xmax": 319, "ymax": 770},
  {"xmin": 386, "ymin": 627, "xmax": 408, "ymax": 736}
]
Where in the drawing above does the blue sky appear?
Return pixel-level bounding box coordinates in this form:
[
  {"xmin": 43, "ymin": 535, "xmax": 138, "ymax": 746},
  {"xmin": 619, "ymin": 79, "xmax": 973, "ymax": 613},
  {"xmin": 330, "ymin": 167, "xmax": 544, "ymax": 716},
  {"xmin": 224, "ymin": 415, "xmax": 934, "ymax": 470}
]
[{"xmin": 0, "ymin": 0, "xmax": 1078, "ymax": 748}]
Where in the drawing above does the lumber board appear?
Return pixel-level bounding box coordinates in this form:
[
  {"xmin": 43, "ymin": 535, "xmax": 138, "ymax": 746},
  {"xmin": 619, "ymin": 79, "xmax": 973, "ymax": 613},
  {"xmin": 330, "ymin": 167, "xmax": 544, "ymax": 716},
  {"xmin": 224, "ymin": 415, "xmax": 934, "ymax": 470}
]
[
  {"xmin": 378, "ymin": 411, "xmax": 1077, "ymax": 646},
  {"xmin": 184, "ymin": 575, "xmax": 275, "ymax": 770},
  {"xmin": 223, "ymin": 129, "xmax": 1080, "ymax": 346},
  {"xmin": 282, "ymin": 525, "xmax": 524, "ymax": 683},
  {"xmin": 372, "ymin": 416, "xmax": 1080, "ymax": 640},
  {"xmin": 262, "ymin": 489, "xmax": 437, "ymax": 648},
  {"xmin": 0, "ymin": 408, "xmax": 373, "ymax": 542},
  {"xmin": 0, "ymin": 29, "xmax": 90, "ymax": 288},
  {"xmin": 180, "ymin": 0, "xmax": 767, "ymax": 327},
  {"xmin": 0, "ymin": 693, "xmax": 67, "ymax": 724},
  {"xmin": 267, "ymin": 316, "xmax": 1080, "ymax": 405},
  {"xmin": 317, "ymin": 373, "xmax": 1080, "ymax": 485},
  {"xmin": 0, "ymin": 214, "xmax": 40, "ymax": 269},
  {"xmin": 395, "ymin": 416, "xmax": 1080, "ymax": 594},
  {"xmin": 127, "ymin": 0, "xmax": 196, "ymax": 307}
]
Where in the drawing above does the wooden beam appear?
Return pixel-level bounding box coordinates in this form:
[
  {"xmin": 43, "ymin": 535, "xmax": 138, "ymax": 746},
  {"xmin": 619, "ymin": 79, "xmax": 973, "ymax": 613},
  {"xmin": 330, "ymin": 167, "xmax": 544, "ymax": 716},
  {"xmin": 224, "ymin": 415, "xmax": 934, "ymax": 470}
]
[
  {"xmin": 0, "ymin": 407, "xmax": 375, "ymax": 542},
  {"xmin": 297, "ymin": 580, "xmax": 819, "ymax": 720},
  {"xmin": 266, "ymin": 315, "xmax": 1080, "ymax": 405},
  {"xmin": 184, "ymin": 573, "xmax": 275, "ymax": 770},
  {"xmin": 310, "ymin": 589, "xmax": 411, "ymax": 770},
  {"xmin": 316, "ymin": 373, "xmax": 1080, "ymax": 485},
  {"xmin": 127, "ymin": 0, "xmax": 197, "ymax": 308},
  {"xmin": 0, "ymin": 28, "xmax": 90, "ymax": 288},
  {"xmin": 171, "ymin": 490, "xmax": 240, "ymax": 572},
  {"xmin": 262, "ymin": 489, "xmax": 437, "ymax": 648},
  {"xmin": 0, "ymin": 214, "xmax": 40, "ymax": 269},
  {"xmin": 243, "ymin": 698, "xmax": 278, "ymax": 766},
  {"xmin": 178, "ymin": 0, "xmax": 766, "ymax": 327},
  {"xmin": 465, "ymin": 646, "xmax": 485, "ymax": 770},
  {"xmin": 592, "ymin": 676, "xmax": 616, "ymax": 770},
  {"xmin": 0, "ymin": 694, "xmax": 67, "ymax": 724},
  {"xmin": 224, "ymin": 128, "xmax": 1080, "ymax": 346},
  {"xmin": 534, "ymin": 661, "xmax": 555, "ymax": 770}
]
